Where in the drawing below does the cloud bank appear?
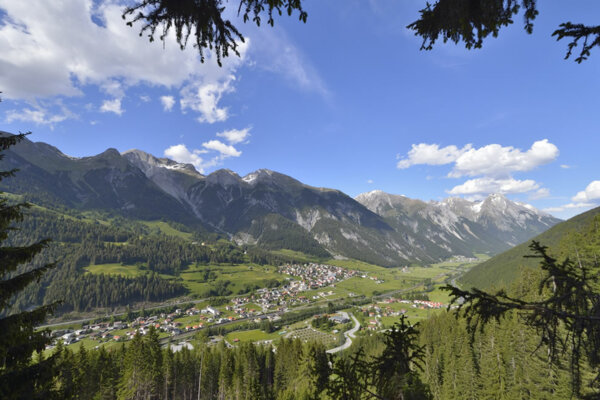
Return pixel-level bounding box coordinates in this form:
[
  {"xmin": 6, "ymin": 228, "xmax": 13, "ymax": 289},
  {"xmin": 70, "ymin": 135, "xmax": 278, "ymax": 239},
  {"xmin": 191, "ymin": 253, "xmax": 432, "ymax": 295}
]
[
  {"xmin": 0, "ymin": 0, "xmax": 247, "ymax": 123},
  {"xmin": 397, "ymin": 139, "xmax": 559, "ymax": 198}
]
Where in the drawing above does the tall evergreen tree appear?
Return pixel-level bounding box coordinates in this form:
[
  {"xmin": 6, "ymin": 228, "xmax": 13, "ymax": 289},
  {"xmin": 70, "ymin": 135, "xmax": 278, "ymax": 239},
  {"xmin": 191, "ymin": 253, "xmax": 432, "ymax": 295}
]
[
  {"xmin": 370, "ymin": 316, "xmax": 432, "ymax": 400},
  {"xmin": 0, "ymin": 131, "xmax": 59, "ymax": 399}
]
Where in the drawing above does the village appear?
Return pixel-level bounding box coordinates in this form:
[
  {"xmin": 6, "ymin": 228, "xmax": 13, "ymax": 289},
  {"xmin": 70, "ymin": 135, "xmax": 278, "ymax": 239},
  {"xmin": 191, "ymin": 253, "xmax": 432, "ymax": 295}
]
[{"xmin": 45, "ymin": 262, "xmax": 454, "ymax": 353}]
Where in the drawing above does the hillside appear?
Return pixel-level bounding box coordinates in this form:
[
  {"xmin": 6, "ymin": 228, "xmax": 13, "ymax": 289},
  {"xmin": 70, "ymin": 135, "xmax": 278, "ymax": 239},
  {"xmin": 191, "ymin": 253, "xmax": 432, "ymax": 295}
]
[{"xmin": 460, "ymin": 205, "xmax": 600, "ymax": 290}]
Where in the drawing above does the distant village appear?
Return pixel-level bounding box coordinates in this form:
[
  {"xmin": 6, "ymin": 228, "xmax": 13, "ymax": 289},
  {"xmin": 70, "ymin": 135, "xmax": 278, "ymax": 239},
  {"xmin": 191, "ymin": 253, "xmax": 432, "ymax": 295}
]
[{"xmin": 48, "ymin": 263, "xmax": 431, "ymax": 350}]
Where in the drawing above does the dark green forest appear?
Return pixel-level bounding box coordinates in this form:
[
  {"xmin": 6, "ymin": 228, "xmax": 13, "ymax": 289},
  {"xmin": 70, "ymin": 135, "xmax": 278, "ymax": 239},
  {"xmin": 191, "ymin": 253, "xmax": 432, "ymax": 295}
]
[
  {"xmin": 33, "ymin": 210, "xmax": 600, "ymax": 399},
  {"xmin": 9, "ymin": 200, "xmax": 600, "ymax": 399},
  {"xmin": 5, "ymin": 204, "xmax": 310, "ymax": 314}
]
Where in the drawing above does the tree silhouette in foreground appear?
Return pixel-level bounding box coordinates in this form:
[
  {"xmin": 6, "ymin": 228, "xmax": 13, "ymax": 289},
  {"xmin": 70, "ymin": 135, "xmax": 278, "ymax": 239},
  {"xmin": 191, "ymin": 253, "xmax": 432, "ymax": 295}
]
[
  {"xmin": 0, "ymin": 132, "xmax": 58, "ymax": 399},
  {"xmin": 124, "ymin": 0, "xmax": 600, "ymax": 65},
  {"xmin": 444, "ymin": 240, "xmax": 600, "ymax": 397},
  {"xmin": 327, "ymin": 315, "xmax": 431, "ymax": 400},
  {"xmin": 122, "ymin": 0, "xmax": 306, "ymax": 66},
  {"xmin": 407, "ymin": 0, "xmax": 600, "ymax": 63}
]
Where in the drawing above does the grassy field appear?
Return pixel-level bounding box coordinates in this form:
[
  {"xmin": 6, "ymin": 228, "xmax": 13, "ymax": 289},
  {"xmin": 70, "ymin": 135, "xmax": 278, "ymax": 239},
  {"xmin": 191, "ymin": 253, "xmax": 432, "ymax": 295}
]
[
  {"xmin": 140, "ymin": 221, "xmax": 194, "ymax": 240},
  {"xmin": 326, "ymin": 258, "xmax": 390, "ymax": 272},
  {"xmin": 271, "ymin": 249, "xmax": 322, "ymax": 263},
  {"xmin": 426, "ymin": 286, "xmax": 453, "ymax": 303},
  {"xmin": 226, "ymin": 329, "xmax": 281, "ymax": 343},
  {"xmin": 85, "ymin": 263, "xmax": 147, "ymax": 277},
  {"xmin": 335, "ymin": 277, "xmax": 407, "ymax": 297},
  {"xmin": 180, "ymin": 264, "xmax": 283, "ymax": 296}
]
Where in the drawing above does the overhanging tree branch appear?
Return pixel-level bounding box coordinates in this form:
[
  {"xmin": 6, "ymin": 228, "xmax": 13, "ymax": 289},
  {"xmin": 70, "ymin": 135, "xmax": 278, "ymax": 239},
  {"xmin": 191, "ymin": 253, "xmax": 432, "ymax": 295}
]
[{"xmin": 122, "ymin": 0, "xmax": 306, "ymax": 66}]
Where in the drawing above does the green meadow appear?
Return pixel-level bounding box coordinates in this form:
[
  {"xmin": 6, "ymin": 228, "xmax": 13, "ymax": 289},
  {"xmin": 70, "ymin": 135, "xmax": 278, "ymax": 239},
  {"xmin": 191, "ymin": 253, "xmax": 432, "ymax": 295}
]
[
  {"xmin": 225, "ymin": 329, "xmax": 281, "ymax": 343},
  {"xmin": 85, "ymin": 263, "xmax": 147, "ymax": 277}
]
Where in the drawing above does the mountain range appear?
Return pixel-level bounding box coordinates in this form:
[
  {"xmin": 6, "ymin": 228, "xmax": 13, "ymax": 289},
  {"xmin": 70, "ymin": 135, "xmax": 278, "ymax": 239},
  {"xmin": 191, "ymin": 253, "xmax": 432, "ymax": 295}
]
[{"xmin": 0, "ymin": 135, "xmax": 561, "ymax": 267}]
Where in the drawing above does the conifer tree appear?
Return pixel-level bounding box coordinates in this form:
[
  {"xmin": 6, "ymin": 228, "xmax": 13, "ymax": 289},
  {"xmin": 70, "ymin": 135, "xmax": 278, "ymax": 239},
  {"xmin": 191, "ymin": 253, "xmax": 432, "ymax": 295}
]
[
  {"xmin": 370, "ymin": 315, "xmax": 431, "ymax": 400},
  {"xmin": 0, "ymin": 130, "xmax": 59, "ymax": 399}
]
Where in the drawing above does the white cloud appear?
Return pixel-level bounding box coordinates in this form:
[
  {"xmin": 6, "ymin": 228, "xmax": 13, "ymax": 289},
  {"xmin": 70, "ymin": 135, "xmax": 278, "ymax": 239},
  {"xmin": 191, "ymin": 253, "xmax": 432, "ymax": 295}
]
[
  {"xmin": 543, "ymin": 203, "xmax": 595, "ymax": 214},
  {"xmin": 160, "ymin": 95, "xmax": 175, "ymax": 112},
  {"xmin": 139, "ymin": 95, "xmax": 150, "ymax": 103},
  {"xmin": 397, "ymin": 140, "xmax": 559, "ymax": 177},
  {"xmin": 542, "ymin": 181, "xmax": 600, "ymax": 215},
  {"xmin": 101, "ymin": 79, "xmax": 125, "ymax": 99},
  {"xmin": 100, "ymin": 98, "xmax": 123, "ymax": 115},
  {"xmin": 448, "ymin": 177, "xmax": 540, "ymax": 196},
  {"xmin": 5, "ymin": 106, "xmax": 69, "ymax": 126},
  {"xmin": 202, "ymin": 140, "xmax": 241, "ymax": 158},
  {"xmin": 367, "ymin": 179, "xmax": 374, "ymax": 184},
  {"xmin": 560, "ymin": 164, "xmax": 571, "ymax": 169},
  {"xmin": 449, "ymin": 139, "xmax": 559, "ymax": 178},
  {"xmin": 180, "ymin": 78, "xmax": 235, "ymax": 123},
  {"xmin": 165, "ymin": 139, "xmax": 242, "ymax": 174},
  {"xmin": 397, "ymin": 143, "xmax": 471, "ymax": 169},
  {"xmin": 164, "ymin": 144, "xmax": 207, "ymax": 172},
  {"xmin": 397, "ymin": 139, "xmax": 557, "ymax": 199},
  {"xmin": 529, "ymin": 188, "xmax": 550, "ymax": 200},
  {"xmin": 572, "ymin": 181, "xmax": 600, "ymax": 203},
  {"xmin": 216, "ymin": 127, "xmax": 251, "ymax": 144},
  {"xmin": 0, "ymin": 0, "xmax": 247, "ymax": 122}
]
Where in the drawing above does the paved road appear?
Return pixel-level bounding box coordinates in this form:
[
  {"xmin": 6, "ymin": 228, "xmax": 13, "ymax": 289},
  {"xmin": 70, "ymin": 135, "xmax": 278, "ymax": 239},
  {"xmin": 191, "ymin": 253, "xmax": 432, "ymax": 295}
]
[{"xmin": 326, "ymin": 313, "xmax": 360, "ymax": 354}]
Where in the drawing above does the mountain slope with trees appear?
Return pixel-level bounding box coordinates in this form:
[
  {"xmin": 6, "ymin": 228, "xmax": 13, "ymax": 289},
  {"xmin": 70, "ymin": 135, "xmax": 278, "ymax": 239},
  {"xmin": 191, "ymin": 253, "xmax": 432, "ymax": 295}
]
[{"xmin": 460, "ymin": 205, "xmax": 600, "ymax": 290}]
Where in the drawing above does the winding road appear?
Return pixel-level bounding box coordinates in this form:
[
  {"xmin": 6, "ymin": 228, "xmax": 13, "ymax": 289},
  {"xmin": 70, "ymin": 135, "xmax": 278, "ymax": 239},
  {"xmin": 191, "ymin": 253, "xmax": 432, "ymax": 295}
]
[{"xmin": 326, "ymin": 312, "xmax": 360, "ymax": 354}]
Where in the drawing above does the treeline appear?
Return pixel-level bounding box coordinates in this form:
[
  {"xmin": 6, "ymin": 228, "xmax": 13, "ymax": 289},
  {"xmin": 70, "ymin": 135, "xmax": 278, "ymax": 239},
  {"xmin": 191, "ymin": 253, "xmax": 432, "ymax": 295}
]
[
  {"xmin": 10, "ymin": 213, "xmax": 134, "ymax": 244},
  {"xmin": 48, "ymin": 315, "xmax": 431, "ymax": 400},
  {"xmin": 5, "ymin": 205, "xmax": 323, "ymax": 314},
  {"xmin": 50, "ymin": 332, "xmax": 331, "ymax": 400},
  {"xmin": 4, "ymin": 208, "xmax": 290, "ymax": 313},
  {"xmin": 44, "ymin": 273, "xmax": 186, "ymax": 312}
]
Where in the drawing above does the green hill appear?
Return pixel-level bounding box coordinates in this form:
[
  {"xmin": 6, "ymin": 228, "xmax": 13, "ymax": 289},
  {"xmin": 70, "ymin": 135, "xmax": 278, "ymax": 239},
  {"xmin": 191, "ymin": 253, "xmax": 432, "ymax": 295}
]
[{"xmin": 460, "ymin": 206, "xmax": 600, "ymax": 290}]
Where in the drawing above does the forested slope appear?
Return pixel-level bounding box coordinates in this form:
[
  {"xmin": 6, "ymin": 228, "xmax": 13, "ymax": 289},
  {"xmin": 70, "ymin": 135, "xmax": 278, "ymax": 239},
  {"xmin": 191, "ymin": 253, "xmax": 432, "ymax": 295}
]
[
  {"xmin": 5, "ymin": 197, "xmax": 302, "ymax": 315},
  {"xmin": 460, "ymin": 206, "xmax": 600, "ymax": 290}
]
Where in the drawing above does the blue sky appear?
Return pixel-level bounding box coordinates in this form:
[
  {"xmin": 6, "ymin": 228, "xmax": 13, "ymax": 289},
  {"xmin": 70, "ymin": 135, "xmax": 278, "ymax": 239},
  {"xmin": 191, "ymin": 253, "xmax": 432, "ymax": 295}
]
[{"xmin": 0, "ymin": 0, "xmax": 599, "ymax": 219}]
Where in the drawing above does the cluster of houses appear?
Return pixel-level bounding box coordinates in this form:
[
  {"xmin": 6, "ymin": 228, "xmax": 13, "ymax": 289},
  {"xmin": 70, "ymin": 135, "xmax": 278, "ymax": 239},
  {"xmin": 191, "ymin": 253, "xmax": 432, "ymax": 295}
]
[
  {"xmin": 230, "ymin": 265, "xmax": 363, "ymax": 314},
  {"xmin": 230, "ymin": 286, "xmax": 311, "ymax": 314},
  {"xmin": 411, "ymin": 299, "xmax": 445, "ymax": 309},
  {"xmin": 357, "ymin": 297, "xmax": 446, "ymax": 331},
  {"xmin": 278, "ymin": 263, "xmax": 360, "ymax": 289},
  {"xmin": 48, "ymin": 305, "xmax": 238, "ymax": 350},
  {"xmin": 50, "ymin": 320, "xmax": 129, "ymax": 347},
  {"xmin": 49, "ymin": 263, "xmax": 409, "ymax": 350},
  {"xmin": 379, "ymin": 297, "xmax": 446, "ymax": 309}
]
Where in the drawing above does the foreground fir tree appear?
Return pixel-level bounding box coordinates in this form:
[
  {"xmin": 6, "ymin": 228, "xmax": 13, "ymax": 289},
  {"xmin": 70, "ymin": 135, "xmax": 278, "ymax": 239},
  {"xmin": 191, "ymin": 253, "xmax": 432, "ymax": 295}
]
[
  {"xmin": 0, "ymin": 132, "xmax": 58, "ymax": 399},
  {"xmin": 328, "ymin": 315, "xmax": 431, "ymax": 400},
  {"xmin": 444, "ymin": 240, "xmax": 600, "ymax": 397}
]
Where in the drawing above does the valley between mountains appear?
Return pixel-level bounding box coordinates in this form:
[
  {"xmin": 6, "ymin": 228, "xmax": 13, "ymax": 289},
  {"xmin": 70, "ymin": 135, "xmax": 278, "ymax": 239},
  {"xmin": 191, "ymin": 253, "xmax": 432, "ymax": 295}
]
[
  {"xmin": 2, "ymin": 135, "xmax": 559, "ymax": 267},
  {"xmin": 0, "ymin": 134, "xmax": 572, "ymax": 357}
]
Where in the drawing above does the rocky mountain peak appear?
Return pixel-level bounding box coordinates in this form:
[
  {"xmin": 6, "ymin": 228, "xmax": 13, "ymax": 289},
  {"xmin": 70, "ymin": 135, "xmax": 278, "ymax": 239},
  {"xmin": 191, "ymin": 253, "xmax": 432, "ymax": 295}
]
[
  {"xmin": 96, "ymin": 148, "xmax": 121, "ymax": 159},
  {"xmin": 0, "ymin": 135, "xmax": 563, "ymax": 267},
  {"xmin": 206, "ymin": 169, "xmax": 241, "ymax": 186},
  {"xmin": 122, "ymin": 149, "xmax": 202, "ymax": 178},
  {"xmin": 242, "ymin": 168, "xmax": 275, "ymax": 184}
]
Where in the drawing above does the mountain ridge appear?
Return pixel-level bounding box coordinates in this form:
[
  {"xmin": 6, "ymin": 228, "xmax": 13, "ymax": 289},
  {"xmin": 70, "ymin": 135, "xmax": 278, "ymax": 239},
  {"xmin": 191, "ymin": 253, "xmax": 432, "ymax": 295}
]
[{"xmin": 0, "ymin": 135, "xmax": 562, "ymax": 267}]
